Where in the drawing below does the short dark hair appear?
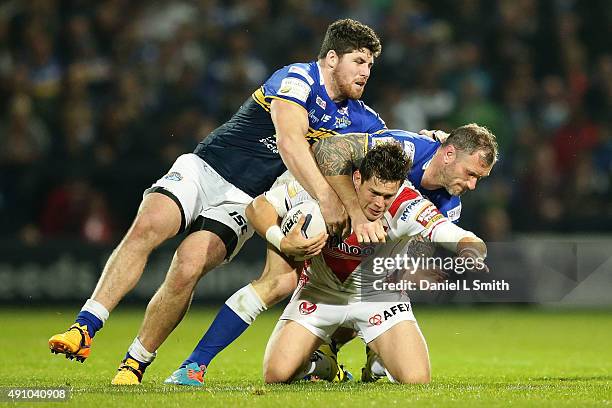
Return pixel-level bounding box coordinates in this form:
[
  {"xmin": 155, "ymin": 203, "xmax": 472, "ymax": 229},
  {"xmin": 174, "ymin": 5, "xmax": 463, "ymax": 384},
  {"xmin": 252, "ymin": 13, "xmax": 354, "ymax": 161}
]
[
  {"xmin": 318, "ymin": 19, "xmax": 382, "ymax": 59},
  {"xmin": 359, "ymin": 143, "xmax": 411, "ymax": 183},
  {"xmin": 443, "ymin": 123, "xmax": 499, "ymax": 166}
]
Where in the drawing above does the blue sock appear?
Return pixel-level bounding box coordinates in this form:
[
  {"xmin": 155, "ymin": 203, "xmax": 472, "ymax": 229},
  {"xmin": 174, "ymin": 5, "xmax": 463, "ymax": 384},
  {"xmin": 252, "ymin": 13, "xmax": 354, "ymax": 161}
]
[
  {"xmin": 75, "ymin": 311, "xmax": 103, "ymax": 338},
  {"xmin": 181, "ymin": 304, "xmax": 249, "ymax": 368}
]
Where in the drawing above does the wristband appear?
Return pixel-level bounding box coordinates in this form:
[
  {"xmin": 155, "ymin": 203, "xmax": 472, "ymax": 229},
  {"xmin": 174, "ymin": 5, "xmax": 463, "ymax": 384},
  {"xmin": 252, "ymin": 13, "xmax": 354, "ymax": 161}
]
[{"xmin": 265, "ymin": 225, "xmax": 284, "ymax": 251}]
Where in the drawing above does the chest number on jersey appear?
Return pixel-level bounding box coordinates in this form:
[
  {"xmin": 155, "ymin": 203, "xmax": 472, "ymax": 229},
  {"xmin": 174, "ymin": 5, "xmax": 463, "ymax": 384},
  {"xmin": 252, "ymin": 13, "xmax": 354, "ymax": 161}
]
[{"xmin": 229, "ymin": 211, "xmax": 248, "ymax": 235}]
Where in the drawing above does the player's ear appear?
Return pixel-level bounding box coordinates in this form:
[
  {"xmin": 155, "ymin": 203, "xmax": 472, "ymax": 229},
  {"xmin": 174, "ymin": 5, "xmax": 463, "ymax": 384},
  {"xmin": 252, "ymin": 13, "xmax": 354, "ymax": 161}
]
[
  {"xmin": 326, "ymin": 50, "xmax": 338, "ymax": 68},
  {"xmin": 444, "ymin": 144, "xmax": 456, "ymax": 164},
  {"xmin": 352, "ymin": 169, "xmax": 362, "ymax": 188}
]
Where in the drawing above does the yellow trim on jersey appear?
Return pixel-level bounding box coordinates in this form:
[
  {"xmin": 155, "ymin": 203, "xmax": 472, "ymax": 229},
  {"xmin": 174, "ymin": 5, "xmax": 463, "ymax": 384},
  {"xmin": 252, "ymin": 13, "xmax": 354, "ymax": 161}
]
[
  {"xmin": 267, "ymin": 95, "xmax": 308, "ymax": 112},
  {"xmin": 306, "ymin": 127, "xmax": 339, "ymax": 140},
  {"xmin": 252, "ymin": 87, "xmax": 270, "ymax": 112}
]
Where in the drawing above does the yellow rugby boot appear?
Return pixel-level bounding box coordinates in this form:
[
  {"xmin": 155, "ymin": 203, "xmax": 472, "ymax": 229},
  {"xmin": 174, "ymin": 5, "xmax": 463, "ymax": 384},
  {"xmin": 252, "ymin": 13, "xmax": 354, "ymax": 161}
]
[
  {"xmin": 111, "ymin": 358, "xmax": 145, "ymax": 385},
  {"xmin": 48, "ymin": 323, "xmax": 92, "ymax": 363}
]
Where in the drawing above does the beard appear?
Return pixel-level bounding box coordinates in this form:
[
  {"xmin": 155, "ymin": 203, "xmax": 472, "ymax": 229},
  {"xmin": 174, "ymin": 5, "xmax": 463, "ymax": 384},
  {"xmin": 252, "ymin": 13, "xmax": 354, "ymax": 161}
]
[
  {"xmin": 440, "ymin": 166, "xmax": 465, "ymax": 196},
  {"xmin": 331, "ymin": 70, "xmax": 364, "ymax": 100}
]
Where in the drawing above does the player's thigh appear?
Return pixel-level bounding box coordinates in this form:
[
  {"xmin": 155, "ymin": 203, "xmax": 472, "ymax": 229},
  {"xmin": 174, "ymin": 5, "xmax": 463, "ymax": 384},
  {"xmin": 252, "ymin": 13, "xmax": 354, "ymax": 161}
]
[
  {"xmin": 263, "ymin": 320, "xmax": 323, "ymax": 383},
  {"xmin": 142, "ymin": 153, "xmax": 210, "ymax": 237},
  {"xmin": 129, "ymin": 191, "xmax": 182, "ymax": 243},
  {"xmin": 167, "ymin": 230, "xmax": 227, "ymax": 284},
  {"xmin": 252, "ymin": 245, "xmax": 302, "ymax": 306},
  {"xmin": 368, "ymin": 320, "xmax": 430, "ymax": 384}
]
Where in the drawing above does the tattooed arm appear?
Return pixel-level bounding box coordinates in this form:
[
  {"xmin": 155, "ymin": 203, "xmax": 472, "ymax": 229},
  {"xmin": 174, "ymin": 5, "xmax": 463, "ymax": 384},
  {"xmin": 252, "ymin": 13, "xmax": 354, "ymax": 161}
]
[
  {"xmin": 312, "ymin": 133, "xmax": 368, "ymax": 176},
  {"xmin": 312, "ymin": 133, "xmax": 386, "ymax": 243}
]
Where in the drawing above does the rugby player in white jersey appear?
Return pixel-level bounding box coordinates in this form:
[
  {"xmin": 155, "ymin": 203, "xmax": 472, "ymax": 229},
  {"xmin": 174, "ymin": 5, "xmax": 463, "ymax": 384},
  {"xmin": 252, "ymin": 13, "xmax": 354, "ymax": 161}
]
[
  {"xmin": 251, "ymin": 143, "xmax": 488, "ymax": 384},
  {"xmin": 165, "ymin": 124, "xmax": 497, "ymax": 385}
]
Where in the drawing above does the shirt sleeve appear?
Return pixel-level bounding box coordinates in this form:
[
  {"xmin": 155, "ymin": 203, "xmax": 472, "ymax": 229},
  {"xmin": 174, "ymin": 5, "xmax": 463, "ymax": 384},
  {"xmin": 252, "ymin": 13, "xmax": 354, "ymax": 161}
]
[
  {"xmin": 264, "ymin": 184, "xmax": 291, "ymax": 218},
  {"xmin": 264, "ymin": 66, "xmax": 314, "ymax": 109},
  {"xmin": 263, "ymin": 179, "xmax": 313, "ymax": 217},
  {"xmin": 387, "ymin": 186, "xmax": 449, "ymax": 241},
  {"xmin": 362, "ymin": 102, "xmax": 386, "ymax": 133}
]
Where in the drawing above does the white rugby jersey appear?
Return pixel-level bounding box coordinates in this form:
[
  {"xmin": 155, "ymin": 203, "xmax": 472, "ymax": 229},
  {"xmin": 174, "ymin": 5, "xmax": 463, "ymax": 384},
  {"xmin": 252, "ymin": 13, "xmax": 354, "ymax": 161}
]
[{"xmin": 264, "ymin": 176, "xmax": 450, "ymax": 302}]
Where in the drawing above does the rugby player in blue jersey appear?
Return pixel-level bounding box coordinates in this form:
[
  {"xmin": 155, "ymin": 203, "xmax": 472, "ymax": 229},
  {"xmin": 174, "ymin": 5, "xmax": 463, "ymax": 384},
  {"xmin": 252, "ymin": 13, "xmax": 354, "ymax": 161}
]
[
  {"xmin": 165, "ymin": 124, "xmax": 497, "ymax": 385},
  {"xmin": 48, "ymin": 19, "xmax": 391, "ymax": 384}
]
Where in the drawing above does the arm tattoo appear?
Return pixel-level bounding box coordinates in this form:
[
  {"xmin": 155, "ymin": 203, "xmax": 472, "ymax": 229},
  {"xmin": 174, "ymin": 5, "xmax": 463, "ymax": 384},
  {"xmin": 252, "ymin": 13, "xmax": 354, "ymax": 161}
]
[{"xmin": 312, "ymin": 133, "xmax": 367, "ymax": 176}]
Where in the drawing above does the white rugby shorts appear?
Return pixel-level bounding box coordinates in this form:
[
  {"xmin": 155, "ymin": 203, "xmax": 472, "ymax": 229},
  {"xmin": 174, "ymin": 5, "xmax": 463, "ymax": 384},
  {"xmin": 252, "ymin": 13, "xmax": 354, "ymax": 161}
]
[
  {"xmin": 145, "ymin": 153, "xmax": 254, "ymax": 262},
  {"xmin": 280, "ymin": 293, "xmax": 416, "ymax": 344}
]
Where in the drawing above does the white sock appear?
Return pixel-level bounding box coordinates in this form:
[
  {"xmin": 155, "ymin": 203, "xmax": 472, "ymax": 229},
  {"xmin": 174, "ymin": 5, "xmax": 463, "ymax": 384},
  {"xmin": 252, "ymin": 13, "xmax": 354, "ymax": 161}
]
[
  {"xmin": 370, "ymin": 357, "xmax": 386, "ymax": 377},
  {"xmin": 128, "ymin": 337, "xmax": 156, "ymax": 364},
  {"xmin": 370, "ymin": 355, "xmax": 397, "ymax": 382},
  {"xmin": 293, "ymin": 349, "xmax": 335, "ymax": 381},
  {"xmin": 385, "ymin": 368, "xmax": 398, "ymax": 383},
  {"xmin": 225, "ymin": 284, "xmax": 267, "ymax": 324},
  {"xmin": 82, "ymin": 299, "xmax": 110, "ymax": 324}
]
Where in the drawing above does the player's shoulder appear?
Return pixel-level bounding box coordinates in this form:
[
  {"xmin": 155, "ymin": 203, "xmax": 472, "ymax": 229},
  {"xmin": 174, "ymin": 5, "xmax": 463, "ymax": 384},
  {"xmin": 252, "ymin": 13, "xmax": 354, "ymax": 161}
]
[
  {"xmin": 348, "ymin": 99, "xmax": 382, "ymax": 120},
  {"xmin": 439, "ymin": 196, "xmax": 462, "ymax": 223},
  {"xmin": 386, "ymin": 181, "xmax": 424, "ymax": 217},
  {"xmin": 369, "ymin": 129, "xmax": 439, "ymax": 161},
  {"xmin": 374, "ymin": 129, "xmax": 436, "ymax": 145},
  {"xmin": 345, "ymin": 100, "xmax": 385, "ymax": 132},
  {"xmin": 267, "ymin": 61, "xmax": 318, "ymax": 86}
]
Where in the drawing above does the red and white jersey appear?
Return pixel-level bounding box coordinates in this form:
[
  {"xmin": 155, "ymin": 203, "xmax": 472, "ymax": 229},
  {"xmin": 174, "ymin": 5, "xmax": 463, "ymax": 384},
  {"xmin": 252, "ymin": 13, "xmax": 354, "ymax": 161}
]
[{"xmin": 265, "ymin": 176, "xmax": 450, "ymax": 302}]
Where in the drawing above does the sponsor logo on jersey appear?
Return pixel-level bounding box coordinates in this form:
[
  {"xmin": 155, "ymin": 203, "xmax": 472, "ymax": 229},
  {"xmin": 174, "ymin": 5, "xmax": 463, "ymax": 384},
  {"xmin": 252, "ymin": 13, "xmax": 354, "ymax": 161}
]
[
  {"xmin": 446, "ymin": 204, "xmax": 462, "ymax": 221},
  {"xmin": 298, "ymin": 272, "xmax": 309, "ymax": 288},
  {"xmin": 369, "ymin": 314, "xmax": 383, "ymax": 326},
  {"xmin": 321, "ymin": 114, "xmax": 332, "ymax": 123},
  {"xmin": 164, "ymin": 172, "xmax": 183, "ymax": 181},
  {"xmin": 369, "ymin": 303, "xmax": 411, "ymax": 325},
  {"xmin": 338, "ymin": 106, "xmax": 349, "ymax": 116},
  {"xmin": 328, "ymin": 235, "xmax": 376, "ymax": 257},
  {"xmin": 308, "ymin": 109, "xmax": 319, "ymax": 124},
  {"xmin": 278, "ymin": 77, "xmax": 310, "ymax": 102},
  {"xmin": 400, "ymin": 198, "xmax": 424, "ymax": 222},
  {"xmin": 299, "ymin": 301, "xmax": 317, "ymax": 315},
  {"xmin": 259, "ymin": 136, "xmax": 279, "ymax": 153},
  {"xmin": 336, "ymin": 241, "xmax": 376, "ymax": 257},
  {"xmin": 315, "ymin": 96, "xmax": 326, "ymax": 109},
  {"xmin": 334, "ymin": 115, "xmax": 352, "ymax": 129},
  {"xmin": 415, "ymin": 203, "xmax": 444, "ymax": 229}
]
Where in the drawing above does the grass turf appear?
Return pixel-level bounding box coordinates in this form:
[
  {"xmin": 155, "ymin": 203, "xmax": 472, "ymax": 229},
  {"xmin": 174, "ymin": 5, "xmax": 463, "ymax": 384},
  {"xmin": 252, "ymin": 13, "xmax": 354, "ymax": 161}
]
[{"xmin": 1, "ymin": 306, "xmax": 611, "ymax": 407}]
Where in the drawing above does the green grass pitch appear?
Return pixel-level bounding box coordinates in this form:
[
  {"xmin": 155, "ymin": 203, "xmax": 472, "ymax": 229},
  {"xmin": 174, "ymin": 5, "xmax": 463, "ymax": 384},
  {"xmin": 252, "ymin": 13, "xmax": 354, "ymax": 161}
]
[{"xmin": 1, "ymin": 306, "xmax": 611, "ymax": 407}]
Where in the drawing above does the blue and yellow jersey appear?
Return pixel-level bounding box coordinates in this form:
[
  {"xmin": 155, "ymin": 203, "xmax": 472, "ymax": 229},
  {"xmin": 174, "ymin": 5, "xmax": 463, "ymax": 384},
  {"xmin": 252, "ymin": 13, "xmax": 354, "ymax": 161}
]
[
  {"xmin": 194, "ymin": 61, "xmax": 385, "ymax": 198},
  {"xmin": 368, "ymin": 130, "xmax": 462, "ymax": 223}
]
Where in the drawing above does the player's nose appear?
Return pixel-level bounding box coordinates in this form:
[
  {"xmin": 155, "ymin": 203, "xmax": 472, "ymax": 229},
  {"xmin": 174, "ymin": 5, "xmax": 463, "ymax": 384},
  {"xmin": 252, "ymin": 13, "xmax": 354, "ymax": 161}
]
[{"xmin": 467, "ymin": 177, "xmax": 477, "ymax": 190}]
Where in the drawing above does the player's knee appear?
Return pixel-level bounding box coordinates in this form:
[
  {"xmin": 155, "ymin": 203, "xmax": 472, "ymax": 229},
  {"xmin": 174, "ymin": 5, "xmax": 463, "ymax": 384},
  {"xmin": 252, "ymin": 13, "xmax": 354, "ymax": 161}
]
[
  {"xmin": 394, "ymin": 368, "xmax": 431, "ymax": 384},
  {"xmin": 165, "ymin": 252, "xmax": 207, "ymax": 293},
  {"xmin": 263, "ymin": 364, "xmax": 294, "ymax": 384},
  {"xmin": 126, "ymin": 213, "xmax": 170, "ymax": 249}
]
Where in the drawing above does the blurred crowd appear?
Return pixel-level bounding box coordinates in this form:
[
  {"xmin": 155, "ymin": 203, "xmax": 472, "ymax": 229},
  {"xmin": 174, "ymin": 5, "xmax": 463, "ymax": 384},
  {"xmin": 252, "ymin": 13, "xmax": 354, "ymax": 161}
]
[{"xmin": 0, "ymin": 0, "xmax": 610, "ymax": 246}]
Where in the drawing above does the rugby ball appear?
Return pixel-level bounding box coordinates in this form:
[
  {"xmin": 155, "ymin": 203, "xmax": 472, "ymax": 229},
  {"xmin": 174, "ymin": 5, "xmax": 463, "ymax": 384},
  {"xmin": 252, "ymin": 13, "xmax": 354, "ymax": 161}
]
[{"xmin": 280, "ymin": 200, "xmax": 327, "ymax": 239}]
